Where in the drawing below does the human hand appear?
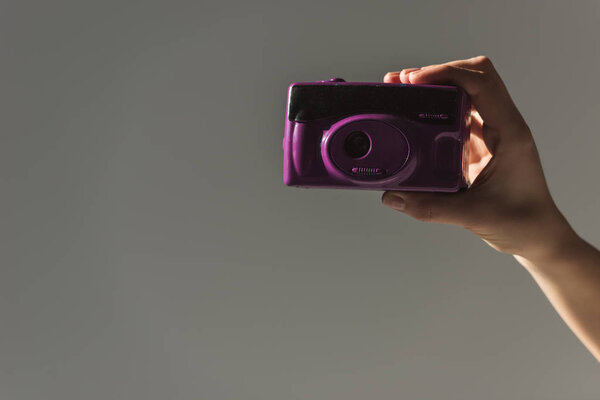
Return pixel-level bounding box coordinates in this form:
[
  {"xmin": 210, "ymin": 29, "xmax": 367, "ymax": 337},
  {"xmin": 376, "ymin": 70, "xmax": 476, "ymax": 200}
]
[{"xmin": 381, "ymin": 56, "xmax": 576, "ymax": 261}]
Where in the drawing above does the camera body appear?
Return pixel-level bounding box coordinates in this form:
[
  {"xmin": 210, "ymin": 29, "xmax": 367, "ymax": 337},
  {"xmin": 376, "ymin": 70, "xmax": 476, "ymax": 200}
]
[{"xmin": 283, "ymin": 79, "xmax": 471, "ymax": 191}]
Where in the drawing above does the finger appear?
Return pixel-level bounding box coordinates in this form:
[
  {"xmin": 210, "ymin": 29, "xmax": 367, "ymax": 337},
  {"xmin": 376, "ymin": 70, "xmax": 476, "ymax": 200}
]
[
  {"xmin": 407, "ymin": 56, "xmax": 525, "ymax": 132},
  {"xmin": 381, "ymin": 190, "xmax": 478, "ymax": 227},
  {"xmin": 469, "ymin": 111, "xmax": 500, "ymax": 152},
  {"xmin": 383, "ymin": 68, "xmax": 421, "ymax": 84},
  {"xmin": 383, "ymin": 71, "xmax": 400, "ymax": 83},
  {"xmin": 468, "ymin": 135, "xmax": 493, "ymax": 181},
  {"xmin": 468, "ymin": 150, "xmax": 493, "ymax": 183},
  {"xmin": 400, "ymin": 68, "xmax": 421, "ymax": 84},
  {"xmin": 444, "ymin": 56, "xmax": 498, "ymax": 73},
  {"xmin": 470, "ymin": 110, "xmax": 483, "ymax": 141},
  {"xmin": 468, "ymin": 133, "xmax": 487, "ymax": 163},
  {"xmin": 423, "ymin": 56, "xmax": 502, "ymax": 76},
  {"xmin": 396, "ymin": 57, "xmax": 492, "ymax": 82},
  {"xmin": 471, "ymin": 107, "xmax": 483, "ymax": 129}
]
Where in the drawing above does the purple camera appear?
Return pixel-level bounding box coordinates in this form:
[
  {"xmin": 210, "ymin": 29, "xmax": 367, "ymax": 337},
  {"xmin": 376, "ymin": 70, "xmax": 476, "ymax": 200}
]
[{"xmin": 283, "ymin": 78, "xmax": 471, "ymax": 191}]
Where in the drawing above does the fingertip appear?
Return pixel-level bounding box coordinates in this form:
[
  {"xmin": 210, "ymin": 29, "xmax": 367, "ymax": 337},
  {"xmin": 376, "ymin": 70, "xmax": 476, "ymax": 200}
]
[
  {"xmin": 406, "ymin": 65, "xmax": 439, "ymax": 84},
  {"xmin": 407, "ymin": 70, "xmax": 419, "ymax": 84},
  {"xmin": 407, "ymin": 68, "xmax": 428, "ymax": 84},
  {"xmin": 381, "ymin": 191, "xmax": 406, "ymax": 211},
  {"xmin": 383, "ymin": 71, "xmax": 400, "ymax": 83},
  {"xmin": 397, "ymin": 67, "xmax": 419, "ymax": 84},
  {"xmin": 381, "ymin": 190, "xmax": 391, "ymax": 203}
]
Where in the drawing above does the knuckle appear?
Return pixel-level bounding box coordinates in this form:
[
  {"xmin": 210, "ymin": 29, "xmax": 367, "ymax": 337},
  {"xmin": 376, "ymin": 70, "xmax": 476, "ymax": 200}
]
[{"xmin": 473, "ymin": 55, "xmax": 494, "ymax": 70}]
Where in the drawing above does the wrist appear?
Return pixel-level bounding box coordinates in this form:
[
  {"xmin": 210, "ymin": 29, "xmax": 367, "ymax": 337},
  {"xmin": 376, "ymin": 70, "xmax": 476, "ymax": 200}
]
[
  {"xmin": 516, "ymin": 208, "xmax": 581, "ymax": 265},
  {"xmin": 515, "ymin": 211, "xmax": 587, "ymax": 274}
]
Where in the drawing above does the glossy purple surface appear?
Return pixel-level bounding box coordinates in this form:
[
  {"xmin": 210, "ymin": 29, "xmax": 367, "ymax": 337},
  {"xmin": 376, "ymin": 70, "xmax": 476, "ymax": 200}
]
[{"xmin": 283, "ymin": 80, "xmax": 471, "ymax": 192}]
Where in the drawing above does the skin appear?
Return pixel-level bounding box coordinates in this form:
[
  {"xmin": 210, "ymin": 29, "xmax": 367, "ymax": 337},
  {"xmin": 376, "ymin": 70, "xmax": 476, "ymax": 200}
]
[{"xmin": 381, "ymin": 56, "xmax": 600, "ymax": 362}]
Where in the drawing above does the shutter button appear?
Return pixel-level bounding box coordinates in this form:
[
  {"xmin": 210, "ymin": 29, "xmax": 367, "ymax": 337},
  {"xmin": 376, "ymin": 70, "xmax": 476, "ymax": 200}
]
[{"xmin": 317, "ymin": 78, "xmax": 346, "ymax": 83}]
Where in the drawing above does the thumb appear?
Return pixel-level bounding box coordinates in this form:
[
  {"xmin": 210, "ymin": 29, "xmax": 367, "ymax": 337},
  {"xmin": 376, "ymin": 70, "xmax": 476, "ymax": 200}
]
[{"xmin": 381, "ymin": 190, "xmax": 476, "ymax": 227}]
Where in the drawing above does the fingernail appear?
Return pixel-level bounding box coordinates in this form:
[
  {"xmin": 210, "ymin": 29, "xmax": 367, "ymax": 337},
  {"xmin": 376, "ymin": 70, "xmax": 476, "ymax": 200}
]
[{"xmin": 383, "ymin": 193, "xmax": 405, "ymax": 211}]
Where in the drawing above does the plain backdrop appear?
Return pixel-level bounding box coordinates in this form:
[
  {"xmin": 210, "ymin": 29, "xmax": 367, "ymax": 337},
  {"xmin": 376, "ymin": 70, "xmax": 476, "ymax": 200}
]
[{"xmin": 1, "ymin": 1, "xmax": 599, "ymax": 399}]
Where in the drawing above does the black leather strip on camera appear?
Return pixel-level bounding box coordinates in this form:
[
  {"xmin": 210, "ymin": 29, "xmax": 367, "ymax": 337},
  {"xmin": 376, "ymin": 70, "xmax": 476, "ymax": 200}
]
[{"xmin": 288, "ymin": 84, "xmax": 458, "ymax": 125}]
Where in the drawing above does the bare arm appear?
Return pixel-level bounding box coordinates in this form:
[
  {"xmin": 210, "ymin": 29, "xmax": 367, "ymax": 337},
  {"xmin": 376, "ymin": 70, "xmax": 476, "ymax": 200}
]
[
  {"xmin": 517, "ymin": 236, "xmax": 600, "ymax": 361},
  {"xmin": 381, "ymin": 56, "xmax": 600, "ymax": 361}
]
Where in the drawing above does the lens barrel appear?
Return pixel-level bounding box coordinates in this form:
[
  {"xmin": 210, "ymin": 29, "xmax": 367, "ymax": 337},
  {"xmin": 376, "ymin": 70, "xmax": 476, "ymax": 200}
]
[{"xmin": 344, "ymin": 131, "xmax": 371, "ymax": 158}]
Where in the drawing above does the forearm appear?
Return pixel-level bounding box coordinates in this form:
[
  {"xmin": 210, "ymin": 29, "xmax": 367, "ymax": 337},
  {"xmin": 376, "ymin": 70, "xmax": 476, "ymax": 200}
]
[{"xmin": 515, "ymin": 232, "xmax": 600, "ymax": 362}]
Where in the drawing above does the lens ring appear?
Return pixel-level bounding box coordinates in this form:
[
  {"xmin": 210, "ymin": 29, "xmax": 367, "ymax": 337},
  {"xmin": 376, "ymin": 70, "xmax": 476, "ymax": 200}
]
[{"xmin": 344, "ymin": 131, "xmax": 371, "ymax": 159}]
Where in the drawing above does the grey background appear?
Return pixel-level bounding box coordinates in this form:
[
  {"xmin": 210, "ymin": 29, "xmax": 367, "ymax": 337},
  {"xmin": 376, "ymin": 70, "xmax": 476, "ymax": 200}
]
[{"xmin": 1, "ymin": 0, "xmax": 599, "ymax": 399}]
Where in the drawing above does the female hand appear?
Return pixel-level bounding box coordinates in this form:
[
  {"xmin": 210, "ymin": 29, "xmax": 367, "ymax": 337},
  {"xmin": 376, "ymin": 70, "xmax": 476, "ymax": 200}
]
[{"xmin": 381, "ymin": 56, "xmax": 576, "ymax": 261}]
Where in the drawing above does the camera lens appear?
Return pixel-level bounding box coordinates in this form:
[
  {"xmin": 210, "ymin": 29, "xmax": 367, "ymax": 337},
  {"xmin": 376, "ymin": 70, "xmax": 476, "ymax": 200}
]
[{"xmin": 344, "ymin": 131, "xmax": 371, "ymax": 158}]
